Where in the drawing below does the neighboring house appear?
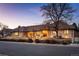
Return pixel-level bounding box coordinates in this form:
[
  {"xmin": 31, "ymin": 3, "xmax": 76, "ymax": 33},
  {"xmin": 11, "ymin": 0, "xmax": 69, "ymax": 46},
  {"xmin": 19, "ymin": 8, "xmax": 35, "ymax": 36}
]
[
  {"xmin": 7, "ymin": 21, "xmax": 79, "ymax": 42},
  {"xmin": 0, "ymin": 28, "xmax": 13, "ymax": 38}
]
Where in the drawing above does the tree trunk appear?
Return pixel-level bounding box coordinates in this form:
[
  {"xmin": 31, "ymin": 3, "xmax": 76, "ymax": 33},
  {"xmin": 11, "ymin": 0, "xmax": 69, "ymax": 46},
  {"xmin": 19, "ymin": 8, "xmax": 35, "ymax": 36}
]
[
  {"xmin": 56, "ymin": 30, "xmax": 59, "ymax": 39},
  {"xmin": 55, "ymin": 21, "xmax": 59, "ymax": 39},
  {"xmin": 18, "ymin": 26, "xmax": 20, "ymax": 37}
]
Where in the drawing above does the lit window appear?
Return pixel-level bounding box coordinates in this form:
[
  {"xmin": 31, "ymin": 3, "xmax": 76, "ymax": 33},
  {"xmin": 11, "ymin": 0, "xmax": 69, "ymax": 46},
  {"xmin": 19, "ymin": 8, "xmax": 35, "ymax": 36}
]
[
  {"xmin": 52, "ymin": 31, "xmax": 56, "ymax": 35},
  {"xmin": 42, "ymin": 30, "xmax": 48, "ymax": 33},
  {"xmin": 35, "ymin": 31, "xmax": 42, "ymax": 39},
  {"xmin": 28, "ymin": 32, "xmax": 33, "ymax": 38},
  {"xmin": 64, "ymin": 36, "xmax": 69, "ymax": 38},
  {"xmin": 42, "ymin": 30, "xmax": 48, "ymax": 37},
  {"xmin": 64, "ymin": 30, "xmax": 69, "ymax": 38},
  {"xmin": 35, "ymin": 32, "xmax": 41, "ymax": 36},
  {"xmin": 14, "ymin": 32, "xmax": 19, "ymax": 36},
  {"xmin": 50, "ymin": 31, "xmax": 56, "ymax": 38},
  {"xmin": 64, "ymin": 30, "xmax": 69, "ymax": 35}
]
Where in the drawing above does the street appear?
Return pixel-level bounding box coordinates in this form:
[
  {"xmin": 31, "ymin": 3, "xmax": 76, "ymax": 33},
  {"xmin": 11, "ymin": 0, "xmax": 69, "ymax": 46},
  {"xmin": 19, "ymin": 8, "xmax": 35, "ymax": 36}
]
[{"xmin": 0, "ymin": 41, "xmax": 79, "ymax": 56}]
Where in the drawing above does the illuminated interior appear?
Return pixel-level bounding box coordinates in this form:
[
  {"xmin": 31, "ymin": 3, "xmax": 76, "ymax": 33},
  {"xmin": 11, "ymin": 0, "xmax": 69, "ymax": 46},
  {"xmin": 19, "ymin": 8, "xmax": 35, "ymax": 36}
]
[
  {"xmin": 63, "ymin": 30, "xmax": 69, "ymax": 38},
  {"xmin": 24, "ymin": 30, "xmax": 71, "ymax": 40},
  {"xmin": 14, "ymin": 32, "xmax": 19, "ymax": 36},
  {"xmin": 27, "ymin": 32, "xmax": 34, "ymax": 38},
  {"xmin": 41, "ymin": 30, "xmax": 49, "ymax": 39},
  {"xmin": 35, "ymin": 31, "xmax": 42, "ymax": 39},
  {"xmin": 27, "ymin": 30, "xmax": 49, "ymax": 40},
  {"xmin": 50, "ymin": 31, "xmax": 56, "ymax": 38}
]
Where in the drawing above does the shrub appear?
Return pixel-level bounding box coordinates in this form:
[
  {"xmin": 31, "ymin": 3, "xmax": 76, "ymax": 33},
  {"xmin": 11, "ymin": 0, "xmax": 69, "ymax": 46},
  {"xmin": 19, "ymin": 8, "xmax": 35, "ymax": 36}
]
[
  {"xmin": 62, "ymin": 39, "xmax": 71, "ymax": 44},
  {"xmin": 45, "ymin": 40, "xmax": 50, "ymax": 43},
  {"xmin": 73, "ymin": 41, "xmax": 79, "ymax": 44},
  {"xmin": 27, "ymin": 39, "xmax": 33, "ymax": 43},
  {"xmin": 39, "ymin": 40, "xmax": 50, "ymax": 43},
  {"xmin": 39, "ymin": 40, "xmax": 46, "ymax": 43},
  {"xmin": 49, "ymin": 39, "xmax": 60, "ymax": 44},
  {"xmin": 17, "ymin": 39, "xmax": 27, "ymax": 42},
  {"xmin": 35, "ymin": 39, "xmax": 40, "ymax": 43}
]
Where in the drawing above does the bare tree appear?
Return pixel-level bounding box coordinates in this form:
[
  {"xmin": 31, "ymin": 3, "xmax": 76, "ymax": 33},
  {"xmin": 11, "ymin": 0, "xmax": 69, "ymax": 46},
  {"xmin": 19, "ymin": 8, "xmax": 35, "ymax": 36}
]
[
  {"xmin": 0, "ymin": 22, "xmax": 8, "ymax": 38},
  {"xmin": 41, "ymin": 3, "xmax": 75, "ymax": 38},
  {"xmin": 0, "ymin": 22, "xmax": 8, "ymax": 30}
]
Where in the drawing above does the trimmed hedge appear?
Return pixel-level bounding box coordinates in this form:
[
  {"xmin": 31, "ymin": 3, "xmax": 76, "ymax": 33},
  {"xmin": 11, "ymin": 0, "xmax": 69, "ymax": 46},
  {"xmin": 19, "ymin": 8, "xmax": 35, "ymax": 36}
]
[
  {"xmin": 0, "ymin": 39, "xmax": 33, "ymax": 42},
  {"xmin": 35, "ymin": 39, "xmax": 40, "ymax": 43},
  {"xmin": 49, "ymin": 40, "xmax": 60, "ymax": 44},
  {"xmin": 27, "ymin": 39, "xmax": 33, "ymax": 43},
  {"xmin": 0, "ymin": 38, "xmax": 71, "ymax": 44}
]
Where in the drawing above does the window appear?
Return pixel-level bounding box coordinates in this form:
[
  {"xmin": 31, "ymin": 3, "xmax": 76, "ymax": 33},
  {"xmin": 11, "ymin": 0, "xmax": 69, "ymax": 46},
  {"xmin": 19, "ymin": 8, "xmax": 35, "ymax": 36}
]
[
  {"xmin": 28, "ymin": 32, "xmax": 33, "ymax": 38},
  {"xmin": 64, "ymin": 30, "xmax": 69, "ymax": 38},
  {"xmin": 35, "ymin": 31, "xmax": 42, "ymax": 39},
  {"xmin": 14, "ymin": 32, "xmax": 19, "ymax": 36},
  {"xmin": 42, "ymin": 30, "xmax": 48, "ymax": 37},
  {"xmin": 64, "ymin": 30, "xmax": 69, "ymax": 35},
  {"xmin": 43, "ymin": 34, "xmax": 47, "ymax": 37}
]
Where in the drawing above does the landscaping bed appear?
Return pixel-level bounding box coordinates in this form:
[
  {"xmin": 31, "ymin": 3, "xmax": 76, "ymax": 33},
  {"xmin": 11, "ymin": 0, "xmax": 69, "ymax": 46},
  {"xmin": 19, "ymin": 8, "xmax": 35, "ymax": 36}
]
[
  {"xmin": 0, "ymin": 38, "xmax": 71, "ymax": 44},
  {"xmin": 0, "ymin": 38, "xmax": 33, "ymax": 43}
]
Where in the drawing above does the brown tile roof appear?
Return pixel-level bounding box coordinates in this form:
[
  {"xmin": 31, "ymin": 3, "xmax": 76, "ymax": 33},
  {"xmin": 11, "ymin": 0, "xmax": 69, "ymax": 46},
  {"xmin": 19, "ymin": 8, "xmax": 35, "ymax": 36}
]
[{"xmin": 13, "ymin": 21, "xmax": 76, "ymax": 32}]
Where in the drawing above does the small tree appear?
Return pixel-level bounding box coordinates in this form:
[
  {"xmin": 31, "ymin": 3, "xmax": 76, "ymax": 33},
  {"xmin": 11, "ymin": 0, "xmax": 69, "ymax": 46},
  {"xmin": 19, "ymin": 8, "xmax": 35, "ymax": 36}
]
[
  {"xmin": 41, "ymin": 3, "xmax": 76, "ymax": 38},
  {"xmin": 72, "ymin": 23, "xmax": 77, "ymax": 29},
  {"xmin": 1, "ymin": 27, "xmax": 8, "ymax": 38},
  {"xmin": 18, "ymin": 26, "xmax": 21, "ymax": 36}
]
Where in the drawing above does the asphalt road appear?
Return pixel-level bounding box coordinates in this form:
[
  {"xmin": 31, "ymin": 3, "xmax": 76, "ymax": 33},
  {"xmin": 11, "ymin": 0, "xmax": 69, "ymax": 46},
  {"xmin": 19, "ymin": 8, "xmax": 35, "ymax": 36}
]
[{"xmin": 0, "ymin": 41, "xmax": 79, "ymax": 56}]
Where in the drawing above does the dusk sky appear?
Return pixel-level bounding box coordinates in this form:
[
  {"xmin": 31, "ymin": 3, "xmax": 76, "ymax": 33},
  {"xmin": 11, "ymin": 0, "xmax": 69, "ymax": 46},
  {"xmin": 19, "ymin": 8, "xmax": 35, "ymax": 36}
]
[{"xmin": 0, "ymin": 3, "xmax": 79, "ymax": 29}]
